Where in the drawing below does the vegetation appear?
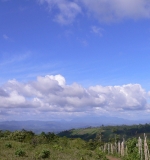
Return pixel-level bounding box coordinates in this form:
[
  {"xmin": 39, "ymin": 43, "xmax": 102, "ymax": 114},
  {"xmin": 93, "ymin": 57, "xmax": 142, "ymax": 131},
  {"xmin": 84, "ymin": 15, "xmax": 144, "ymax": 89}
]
[
  {"xmin": 0, "ymin": 129, "xmax": 107, "ymax": 160},
  {"xmin": 58, "ymin": 123, "xmax": 150, "ymax": 142},
  {"xmin": 1, "ymin": 123, "xmax": 150, "ymax": 159},
  {"xmin": 58, "ymin": 123, "xmax": 150, "ymax": 160}
]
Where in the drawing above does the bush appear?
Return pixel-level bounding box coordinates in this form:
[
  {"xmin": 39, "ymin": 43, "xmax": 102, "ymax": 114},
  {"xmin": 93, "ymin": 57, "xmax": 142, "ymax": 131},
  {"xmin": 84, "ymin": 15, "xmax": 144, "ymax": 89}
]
[
  {"xmin": 5, "ymin": 143, "xmax": 12, "ymax": 148},
  {"xmin": 39, "ymin": 149, "xmax": 50, "ymax": 159},
  {"xmin": 95, "ymin": 148, "xmax": 108, "ymax": 160},
  {"xmin": 15, "ymin": 148, "xmax": 26, "ymax": 157},
  {"xmin": 123, "ymin": 138, "xmax": 140, "ymax": 160},
  {"xmin": 53, "ymin": 144, "xmax": 63, "ymax": 150},
  {"xmin": 30, "ymin": 137, "xmax": 39, "ymax": 147}
]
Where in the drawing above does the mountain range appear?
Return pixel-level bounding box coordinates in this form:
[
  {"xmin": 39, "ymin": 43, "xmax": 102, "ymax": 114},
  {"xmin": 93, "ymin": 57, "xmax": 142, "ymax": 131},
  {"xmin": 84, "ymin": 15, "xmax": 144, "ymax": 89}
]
[{"xmin": 0, "ymin": 116, "xmax": 149, "ymax": 134}]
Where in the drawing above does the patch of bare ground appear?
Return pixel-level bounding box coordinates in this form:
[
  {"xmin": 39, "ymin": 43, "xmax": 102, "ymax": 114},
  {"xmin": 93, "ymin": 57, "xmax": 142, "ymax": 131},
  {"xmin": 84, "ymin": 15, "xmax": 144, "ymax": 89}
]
[{"xmin": 106, "ymin": 155, "xmax": 121, "ymax": 160}]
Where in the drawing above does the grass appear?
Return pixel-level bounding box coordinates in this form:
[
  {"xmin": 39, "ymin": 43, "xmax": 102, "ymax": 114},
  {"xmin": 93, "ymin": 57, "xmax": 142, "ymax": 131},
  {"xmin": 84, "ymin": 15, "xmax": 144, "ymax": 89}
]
[{"xmin": 0, "ymin": 137, "xmax": 105, "ymax": 160}]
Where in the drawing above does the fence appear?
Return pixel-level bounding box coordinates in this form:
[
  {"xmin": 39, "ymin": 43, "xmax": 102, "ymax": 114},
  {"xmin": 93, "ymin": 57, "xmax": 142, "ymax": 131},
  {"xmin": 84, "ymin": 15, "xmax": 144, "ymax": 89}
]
[{"xmin": 101, "ymin": 133, "xmax": 150, "ymax": 160}]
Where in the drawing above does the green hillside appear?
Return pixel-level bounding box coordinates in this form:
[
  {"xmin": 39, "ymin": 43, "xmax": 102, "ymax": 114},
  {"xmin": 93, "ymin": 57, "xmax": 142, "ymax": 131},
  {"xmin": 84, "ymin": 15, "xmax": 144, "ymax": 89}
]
[{"xmin": 58, "ymin": 123, "xmax": 150, "ymax": 142}]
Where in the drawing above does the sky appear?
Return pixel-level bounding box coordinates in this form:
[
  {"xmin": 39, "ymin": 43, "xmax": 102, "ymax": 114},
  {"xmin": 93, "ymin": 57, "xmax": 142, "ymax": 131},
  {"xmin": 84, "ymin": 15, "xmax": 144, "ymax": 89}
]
[{"xmin": 0, "ymin": 0, "xmax": 150, "ymax": 121}]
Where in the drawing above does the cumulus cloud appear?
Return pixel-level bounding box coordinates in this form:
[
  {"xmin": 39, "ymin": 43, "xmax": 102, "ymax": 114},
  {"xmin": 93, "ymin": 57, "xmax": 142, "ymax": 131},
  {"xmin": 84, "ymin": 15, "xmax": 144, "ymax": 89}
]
[
  {"xmin": 38, "ymin": 0, "xmax": 81, "ymax": 25},
  {"xmin": 0, "ymin": 74, "xmax": 149, "ymax": 118},
  {"xmin": 38, "ymin": 0, "xmax": 150, "ymax": 24},
  {"xmin": 89, "ymin": 84, "xmax": 148, "ymax": 110}
]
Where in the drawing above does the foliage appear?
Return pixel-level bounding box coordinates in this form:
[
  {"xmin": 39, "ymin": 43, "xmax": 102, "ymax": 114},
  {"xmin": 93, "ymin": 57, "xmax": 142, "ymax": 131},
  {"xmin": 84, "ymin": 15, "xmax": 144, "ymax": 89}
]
[
  {"xmin": 122, "ymin": 138, "xmax": 140, "ymax": 160},
  {"xmin": 5, "ymin": 142, "xmax": 12, "ymax": 148},
  {"xmin": 15, "ymin": 148, "xmax": 26, "ymax": 157},
  {"xmin": 1, "ymin": 129, "xmax": 35, "ymax": 142},
  {"xmin": 95, "ymin": 148, "xmax": 108, "ymax": 160},
  {"xmin": 2, "ymin": 126, "xmax": 150, "ymax": 159},
  {"xmin": 38, "ymin": 149, "xmax": 50, "ymax": 159},
  {"xmin": 58, "ymin": 123, "xmax": 150, "ymax": 142},
  {"xmin": 53, "ymin": 144, "xmax": 63, "ymax": 150},
  {"xmin": 0, "ymin": 130, "xmax": 103, "ymax": 159}
]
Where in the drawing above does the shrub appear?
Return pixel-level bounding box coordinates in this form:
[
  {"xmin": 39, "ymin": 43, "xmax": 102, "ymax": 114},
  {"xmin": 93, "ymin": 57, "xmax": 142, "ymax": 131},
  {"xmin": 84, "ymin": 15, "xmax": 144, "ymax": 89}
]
[
  {"xmin": 53, "ymin": 144, "xmax": 63, "ymax": 150},
  {"xmin": 95, "ymin": 148, "xmax": 108, "ymax": 160},
  {"xmin": 39, "ymin": 149, "xmax": 50, "ymax": 159},
  {"xmin": 30, "ymin": 137, "xmax": 39, "ymax": 147},
  {"xmin": 15, "ymin": 148, "xmax": 26, "ymax": 157},
  {"xmin": 5, "ymin": 143, "xmax": 12, "ymax": 148},
  {"xmin": 123, "ymin": 138, "xmax": 140, "ymax": 160}
]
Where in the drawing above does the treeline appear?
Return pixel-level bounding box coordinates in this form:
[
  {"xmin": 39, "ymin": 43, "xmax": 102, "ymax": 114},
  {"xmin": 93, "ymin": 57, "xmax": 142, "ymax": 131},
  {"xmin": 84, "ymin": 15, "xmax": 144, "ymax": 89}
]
[
  {"xmin": 110, "ymin": 123, "xmax": 150, "ymax": 136},
  {"xmin": 0, "ymin": 129, "xmax": 57, "ymax": 144}
]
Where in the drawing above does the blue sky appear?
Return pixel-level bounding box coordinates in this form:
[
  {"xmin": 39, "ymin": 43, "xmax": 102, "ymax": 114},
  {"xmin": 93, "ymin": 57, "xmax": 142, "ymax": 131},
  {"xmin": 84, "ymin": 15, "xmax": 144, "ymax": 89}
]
[{"xmin": 0, "ymin": 0, "xmax": 150, "ymax": 121}]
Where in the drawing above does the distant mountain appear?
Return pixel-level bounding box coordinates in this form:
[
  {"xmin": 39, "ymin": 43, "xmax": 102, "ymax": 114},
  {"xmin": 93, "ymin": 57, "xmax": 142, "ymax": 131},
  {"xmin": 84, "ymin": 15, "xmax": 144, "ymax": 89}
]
[
  {"xmin": 0, "ymin": 120, "xmax": 87, "ymax": 133},
  {"xmin": 0, "ymin": 121, "xmax": 67, "ymax": 133},
  {"xmin": 70, "ymin": 116, "xmax": 133, "ymax": 126},
  {"xmin": 0, "ymin": 116, "xmax": 148, "ymax": 134}
]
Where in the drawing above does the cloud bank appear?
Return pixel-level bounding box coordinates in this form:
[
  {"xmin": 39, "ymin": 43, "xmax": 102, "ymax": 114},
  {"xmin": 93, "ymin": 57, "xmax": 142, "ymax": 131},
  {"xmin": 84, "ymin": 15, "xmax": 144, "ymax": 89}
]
[
  {"xmin": 38, "ymin": 0, "xmax": 150, "ymax": 24},
  {"xmin": 0, "ymin": 74, "xmax": 149, "ymax": 119}
]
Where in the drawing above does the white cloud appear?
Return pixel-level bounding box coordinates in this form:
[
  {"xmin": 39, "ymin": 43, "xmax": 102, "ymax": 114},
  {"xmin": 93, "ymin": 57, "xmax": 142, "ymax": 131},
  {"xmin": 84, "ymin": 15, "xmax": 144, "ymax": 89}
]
[
  {"xmin": 39, "ymin": 0, "xmax": 150, "ymax": 24},
  {"xmin": 79, "ymin": 0, "xmax": 150, "ymax": 22},
  {"xmin": 89, "ymin": 84, "xmax": 148, "ymax": 110},
  {"xmin": 38, "ymin": 0, "xmax": 81, "ymax": 25},
  {"xmin": 0, "ymin": 90, "xmax": 26, "ymax": 108},
  {"xmin": 0, "ymin": 74, "xmax": 149, "ymax": 119}
]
